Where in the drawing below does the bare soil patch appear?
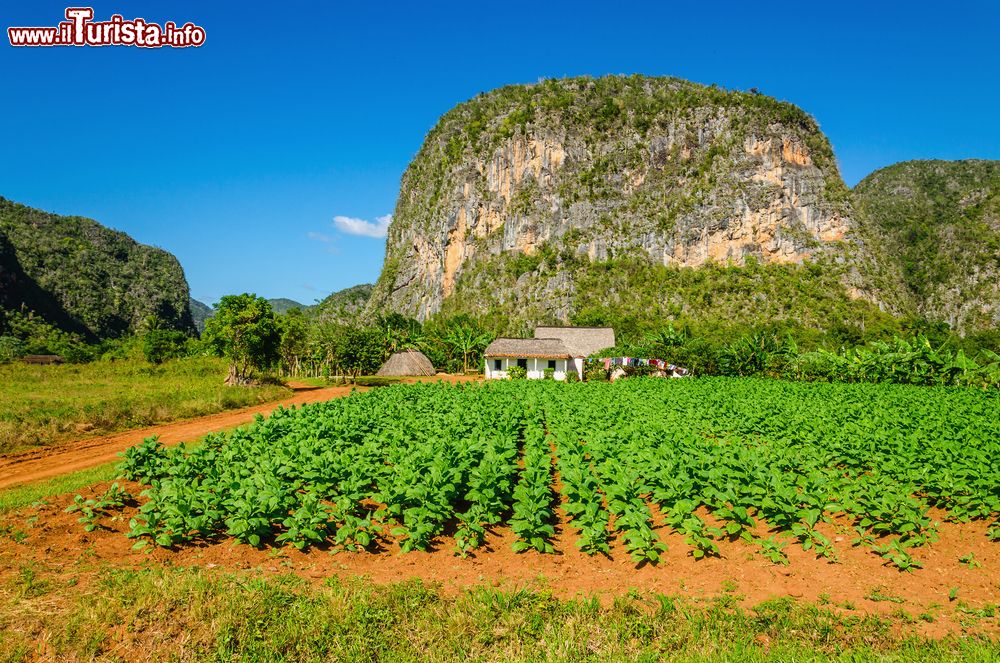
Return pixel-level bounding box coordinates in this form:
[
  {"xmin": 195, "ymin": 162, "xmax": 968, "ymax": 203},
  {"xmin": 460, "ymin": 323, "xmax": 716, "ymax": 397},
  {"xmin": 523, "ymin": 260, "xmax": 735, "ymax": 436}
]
[{"xmin": 2, "ymin": 479, "xmax": 997, "ymax": 640}]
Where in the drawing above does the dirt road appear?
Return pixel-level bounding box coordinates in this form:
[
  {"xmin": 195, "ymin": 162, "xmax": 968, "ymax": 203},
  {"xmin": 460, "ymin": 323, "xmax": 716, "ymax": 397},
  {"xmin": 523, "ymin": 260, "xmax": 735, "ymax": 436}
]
[
  {"xmin": 0, "ymin": 382, "xmax": 364, "ymax": 490},
  {"xmin": 0, "ymin": 375, "xmax": 482, "ymax": 491}
]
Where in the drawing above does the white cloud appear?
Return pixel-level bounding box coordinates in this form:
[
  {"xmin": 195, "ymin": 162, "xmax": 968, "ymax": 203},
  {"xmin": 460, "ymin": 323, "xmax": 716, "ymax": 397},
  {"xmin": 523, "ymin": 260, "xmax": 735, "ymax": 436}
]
[{"xmin": 333, "ymin": 214, "xmax": 392, "ymax": 238}]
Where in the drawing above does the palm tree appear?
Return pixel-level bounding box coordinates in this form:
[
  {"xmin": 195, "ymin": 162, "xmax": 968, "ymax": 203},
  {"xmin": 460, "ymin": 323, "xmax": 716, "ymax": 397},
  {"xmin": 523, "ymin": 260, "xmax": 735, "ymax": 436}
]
[
  {"xmin": 443, "ymin": 324, "xmax": 494, "ymax": 373},
  {"xmin": 646, "ymin": 325, "xmax": 687, "ymax": 355}
]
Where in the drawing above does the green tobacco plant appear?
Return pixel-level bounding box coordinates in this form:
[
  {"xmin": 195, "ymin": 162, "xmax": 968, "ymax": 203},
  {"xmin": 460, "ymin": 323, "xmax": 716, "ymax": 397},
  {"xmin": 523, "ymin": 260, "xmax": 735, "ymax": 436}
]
[
  {"xmin": 105, "ymin": 378, "xmax": 999, "ymax": 567},
  {"xmin": 65, "ymin": 483, "xmax": 133, "ymax": 532}
]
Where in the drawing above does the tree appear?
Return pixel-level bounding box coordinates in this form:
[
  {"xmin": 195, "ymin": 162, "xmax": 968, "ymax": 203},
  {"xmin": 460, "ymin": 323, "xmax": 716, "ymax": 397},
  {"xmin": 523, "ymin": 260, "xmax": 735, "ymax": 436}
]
[
  {"xmin": 277, "ymin": 308, "xmax": 310, "ymax": 376},
  {"xmin": 333, "ymin": 326, "xmax": 386, "ymax": 381},
  {"xmin": 441, "ymin": 320, "xmax": 494, "ymax": 373},
  {"xmin": 138, "ymin": 315, "xmax": 191, "ymax": 364},
  {"xmin": 141, "ymin": 328, "xmax": 191, "ymax": 364},
  {"xmin": 645, "ymin": 325, "xmax": 687, "ymax": 355},
  {"xmin": 377, "ymin": 313, "xmax": 423, "ymax": 354},
  {"xmin": 202, "ymin": 294, "xmax": 280, "ymax": 385}
]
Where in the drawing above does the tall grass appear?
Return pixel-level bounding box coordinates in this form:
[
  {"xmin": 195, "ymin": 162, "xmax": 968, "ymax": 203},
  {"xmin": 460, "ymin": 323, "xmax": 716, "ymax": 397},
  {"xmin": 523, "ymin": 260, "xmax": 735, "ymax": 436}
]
[{"xmin": 0, "ymin": 357, "xmax": 289, "ymax": 454}]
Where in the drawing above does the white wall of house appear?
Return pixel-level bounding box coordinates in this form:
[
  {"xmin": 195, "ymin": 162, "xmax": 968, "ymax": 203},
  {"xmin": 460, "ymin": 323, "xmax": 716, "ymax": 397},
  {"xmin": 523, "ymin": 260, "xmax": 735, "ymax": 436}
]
[
  {"xmin": 485, "ymin": 357, "xmax": 580, "ymax": 380},
  {"xmin": 485, "ymin": 357, "xmax": 507, "ymax": 380}
]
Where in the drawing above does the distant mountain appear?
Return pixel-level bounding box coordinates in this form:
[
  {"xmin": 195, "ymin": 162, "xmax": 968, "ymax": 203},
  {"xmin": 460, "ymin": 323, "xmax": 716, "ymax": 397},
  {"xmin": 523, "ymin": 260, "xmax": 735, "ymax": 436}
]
[
  {"xmin": 189, "ymin": 298, "xmax": 214, "ymax": 334},
  {"xmin": 0, "ymin": 196, "xmax": 194, "ymax": 340},
  {"xmin": 314, "ymin": 284, "xmax": 373, "ymax": 325},
  {"xmin": 268, "ymin": 298, "xmax": 308, "ymax": 314}
]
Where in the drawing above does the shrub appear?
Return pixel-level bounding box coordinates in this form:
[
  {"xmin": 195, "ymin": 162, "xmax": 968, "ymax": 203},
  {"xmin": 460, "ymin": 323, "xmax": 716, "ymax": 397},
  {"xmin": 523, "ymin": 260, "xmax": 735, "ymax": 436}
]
[
  {"xmin": 584, "ymin": 362, "xmax": 608, "ymax": 382},
  {"xmin": 543, "ymin": 368, "xmax": 555, "ymax": 380},
  {"xmin": 507, "ymin": 365, "xmax": 527, "ymax": 380},
  {"xmin": 141, "ymin": 329, "xmax": 192, "ymax": 364},
  {"xmin": 0, "ymin": 335, "xmax": 25, "ymax": 363}
]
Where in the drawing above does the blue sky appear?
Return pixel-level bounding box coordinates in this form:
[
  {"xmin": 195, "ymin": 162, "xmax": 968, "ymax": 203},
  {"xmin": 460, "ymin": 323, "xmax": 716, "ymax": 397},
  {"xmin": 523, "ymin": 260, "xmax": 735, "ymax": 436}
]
[{"xmin": 1, "ymin": 1, "xmax": 998, "ymax": 306}]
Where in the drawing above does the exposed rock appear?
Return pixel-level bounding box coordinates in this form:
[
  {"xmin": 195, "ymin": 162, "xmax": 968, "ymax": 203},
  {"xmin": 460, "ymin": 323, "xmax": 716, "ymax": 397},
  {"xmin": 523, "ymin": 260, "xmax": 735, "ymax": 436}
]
[{"xmin": 367, "ymin": 76, "xmax": 863, "ymax": 323}]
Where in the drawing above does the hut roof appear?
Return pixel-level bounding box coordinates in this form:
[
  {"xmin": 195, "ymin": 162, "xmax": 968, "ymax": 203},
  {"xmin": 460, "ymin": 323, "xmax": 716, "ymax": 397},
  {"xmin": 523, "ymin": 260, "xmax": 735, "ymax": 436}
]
[
  {"xmin": 21, "ymin": 354, "xmax": 64, "ymax": 365},
  {"xmin": 533, "ymin": 326, "xmax": 616, "ymax": 357},
  {"xmin": 484, "ymin": 338, "xmax": 572, "ymax": 359},
  {"xmin": 375, "ymin": 350, "xmax": 436, "ymax": 376}
]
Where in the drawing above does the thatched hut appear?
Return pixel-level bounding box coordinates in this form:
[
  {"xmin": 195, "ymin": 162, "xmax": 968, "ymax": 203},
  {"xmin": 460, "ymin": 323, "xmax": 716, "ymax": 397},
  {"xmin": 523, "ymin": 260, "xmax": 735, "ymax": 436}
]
[
  {"xmin": 376, "ymin": 350, "xmax": 436, "ymax": 377},
  {"xmin": 21, "ymin": 354, "xmax": 64, "ymax": 365},
  {"xmin": 533, "ymin": 326, "xmax": 615, "ymax": 358}
]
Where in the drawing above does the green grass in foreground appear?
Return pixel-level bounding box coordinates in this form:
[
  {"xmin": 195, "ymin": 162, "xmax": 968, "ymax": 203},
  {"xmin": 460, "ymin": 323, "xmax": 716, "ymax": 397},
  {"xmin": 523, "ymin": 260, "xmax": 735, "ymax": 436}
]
[
  {"xmin": 0, "ymin": 356, "xmax": 290, "ymax": 454},
  {"xmin": 0, "ymin": 567, "xmax": 995, "ymax": 662}
]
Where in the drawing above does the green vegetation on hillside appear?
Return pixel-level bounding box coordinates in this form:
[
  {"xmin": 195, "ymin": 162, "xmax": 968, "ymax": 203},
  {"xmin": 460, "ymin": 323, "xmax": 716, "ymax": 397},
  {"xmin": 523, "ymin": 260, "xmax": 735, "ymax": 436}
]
[
  {"xmin": 188, "ymin": 298, "xmax": 214, "ymax": 333},
  {"xmin": 853, "ymin": 160, "xmax": 1000, "ymax": 331},
  {"xmin": 314, "ymin": 283, "xmax": 373, "ymax": 325},
  {"xmin": 267, "ymin": 298, "xmax": 307, "ymax": 314},
  {"xmin": 441, "ymin": 249, "xmax": 907, "ymax": 344},
  {"xmin": 0, "ymin": 357, "xmax": 289, "ymax": 454},
  {"xmin": 0, "ymin": 196, "xmax": 195, "ymax": 340}
]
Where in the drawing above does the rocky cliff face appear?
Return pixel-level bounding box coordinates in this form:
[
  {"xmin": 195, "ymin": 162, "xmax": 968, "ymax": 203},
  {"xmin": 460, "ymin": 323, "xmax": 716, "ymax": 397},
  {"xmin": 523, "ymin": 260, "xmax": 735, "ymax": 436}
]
[
  {"xmin": 367, "ymin": 76, "xmax": 866, "ymax": 324},
  {"xmin": 853, "ymin": 160, "xmax": 1000, "ymax": 333}
]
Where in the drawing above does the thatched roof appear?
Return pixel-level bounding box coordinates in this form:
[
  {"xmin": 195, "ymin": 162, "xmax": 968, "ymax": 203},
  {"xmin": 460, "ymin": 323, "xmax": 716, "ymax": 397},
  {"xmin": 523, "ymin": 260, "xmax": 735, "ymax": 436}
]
[
  {"xmin": 376, "ymin": 350, "xmax": 436, "ymax": 376},
  {"xmin": 21, "ymin": 354, "xmax": 64, "ymax": 365},
  {"xmin": 533, "ymin": 326, "xmax": 615, "ymax": 357},
  {"xmin": 484, "ymin": 338, "xmax": 572, "ymax": 359}
]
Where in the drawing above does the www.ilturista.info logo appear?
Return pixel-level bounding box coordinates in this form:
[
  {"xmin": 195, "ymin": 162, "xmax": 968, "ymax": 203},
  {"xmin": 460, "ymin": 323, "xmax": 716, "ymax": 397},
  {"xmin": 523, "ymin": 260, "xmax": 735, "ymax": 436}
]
[{"xmin": 8, "ymin": 8, "xmax": 206, "ymax": 48}]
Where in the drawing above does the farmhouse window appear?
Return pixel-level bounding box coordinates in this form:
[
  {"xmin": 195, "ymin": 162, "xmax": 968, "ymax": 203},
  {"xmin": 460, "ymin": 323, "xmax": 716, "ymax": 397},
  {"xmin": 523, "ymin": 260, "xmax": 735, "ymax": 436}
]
[
  {"xmin": 548, "ymin": 360, "xmax": 556, "ymax": 369},
  {"xmin": 493, "ymin": 359, "xmax": 502, "ymax": 371},
  {"xmin": 517, "ymin": 358, "xmax": 527, "ymax": 369}
]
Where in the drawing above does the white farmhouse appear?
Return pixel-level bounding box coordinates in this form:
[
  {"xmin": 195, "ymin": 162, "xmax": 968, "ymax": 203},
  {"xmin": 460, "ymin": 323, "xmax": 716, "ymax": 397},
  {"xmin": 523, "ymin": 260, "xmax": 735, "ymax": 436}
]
[{"xmin": 484, "ymin": 326, "xmax": 615, "ymax": 381}]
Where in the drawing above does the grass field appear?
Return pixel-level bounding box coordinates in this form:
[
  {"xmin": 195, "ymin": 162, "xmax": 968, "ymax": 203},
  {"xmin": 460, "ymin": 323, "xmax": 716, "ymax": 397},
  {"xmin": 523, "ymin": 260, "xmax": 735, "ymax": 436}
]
[
  {"xmin": 0, "ymin": 357, "xmax": 290, "ymax": 454},
  {"xmin": 2, "ymin": 377, "xmax": 998, "ymax": 660},
  {"xmin": 0, "ymin": 566, "xmax": 996, "ymax": 662}
]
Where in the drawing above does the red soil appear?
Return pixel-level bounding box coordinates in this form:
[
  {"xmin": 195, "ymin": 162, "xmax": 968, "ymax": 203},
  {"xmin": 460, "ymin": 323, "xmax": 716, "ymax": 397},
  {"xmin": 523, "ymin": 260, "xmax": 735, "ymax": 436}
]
[{"xmin": 2, "ymin": 479, "xmax": 997, "ymax": 640}]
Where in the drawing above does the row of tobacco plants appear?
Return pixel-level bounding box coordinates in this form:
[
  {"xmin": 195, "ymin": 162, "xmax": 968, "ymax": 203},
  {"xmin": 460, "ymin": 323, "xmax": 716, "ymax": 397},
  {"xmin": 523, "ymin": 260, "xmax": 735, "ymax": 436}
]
[{"xmin": 91, "ymin": 378, "xmax": 1000, "ymax": 569}]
